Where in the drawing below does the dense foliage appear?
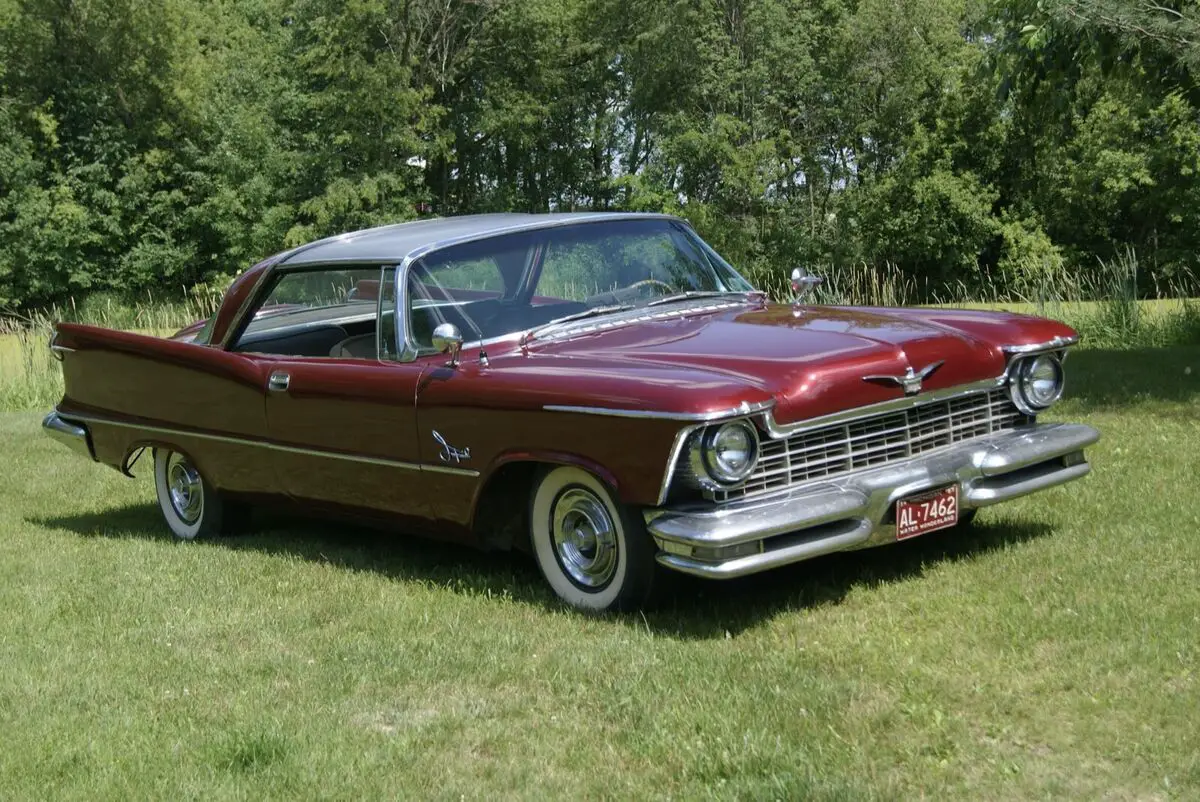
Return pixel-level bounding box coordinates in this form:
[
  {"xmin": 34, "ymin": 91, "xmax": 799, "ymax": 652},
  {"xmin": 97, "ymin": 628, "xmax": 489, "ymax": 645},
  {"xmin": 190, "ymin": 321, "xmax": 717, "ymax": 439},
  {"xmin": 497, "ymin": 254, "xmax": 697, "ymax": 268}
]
[{"xmin": 1, "ymin": 0, "xmax": 1198, "ymax": 310}]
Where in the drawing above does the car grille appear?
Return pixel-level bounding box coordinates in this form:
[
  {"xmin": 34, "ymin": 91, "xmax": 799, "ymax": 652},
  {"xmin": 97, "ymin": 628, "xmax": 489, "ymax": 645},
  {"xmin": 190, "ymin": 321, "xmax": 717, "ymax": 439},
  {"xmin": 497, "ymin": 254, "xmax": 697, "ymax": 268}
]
[{"xmin": 709, "ymin": 389, "xmax": 1032, "ymax": 503}]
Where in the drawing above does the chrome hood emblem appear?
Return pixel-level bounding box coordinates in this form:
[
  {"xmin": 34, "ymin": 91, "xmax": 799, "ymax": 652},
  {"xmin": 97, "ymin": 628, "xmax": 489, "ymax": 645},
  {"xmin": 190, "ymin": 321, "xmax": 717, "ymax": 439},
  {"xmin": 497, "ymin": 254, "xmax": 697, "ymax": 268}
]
[{"xmin": 863, "ymin": 361, "xmax": 944, "ymax": 396}]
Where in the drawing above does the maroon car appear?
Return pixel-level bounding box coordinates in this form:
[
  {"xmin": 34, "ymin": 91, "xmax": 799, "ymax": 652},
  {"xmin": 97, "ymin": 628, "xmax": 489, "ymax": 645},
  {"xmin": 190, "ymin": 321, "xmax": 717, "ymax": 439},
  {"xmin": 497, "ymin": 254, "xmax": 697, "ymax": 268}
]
[{"xmin": 43, "ymin": 214, "xmax": 1099, "ymax": 611}]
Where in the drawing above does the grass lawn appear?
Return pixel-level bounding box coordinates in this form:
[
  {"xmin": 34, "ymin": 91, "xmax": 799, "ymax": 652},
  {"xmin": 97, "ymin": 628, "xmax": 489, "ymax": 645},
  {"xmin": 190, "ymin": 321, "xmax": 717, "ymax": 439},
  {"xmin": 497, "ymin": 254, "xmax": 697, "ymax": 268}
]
[{"xmin": 0, "ymin": 346, "xmax": 1197, "ymax": 799}]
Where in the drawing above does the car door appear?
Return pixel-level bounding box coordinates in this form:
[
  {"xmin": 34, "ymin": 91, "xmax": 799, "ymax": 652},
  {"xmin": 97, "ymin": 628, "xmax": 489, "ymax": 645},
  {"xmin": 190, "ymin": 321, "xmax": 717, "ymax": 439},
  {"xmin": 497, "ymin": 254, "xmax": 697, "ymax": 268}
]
[
  {"xmin": 229, "ymin": 265, "xmax": 436, "ymax": 523},
  {"xmin": 261, "ymin": 358, "xmax": 431, "ymax": 520}
]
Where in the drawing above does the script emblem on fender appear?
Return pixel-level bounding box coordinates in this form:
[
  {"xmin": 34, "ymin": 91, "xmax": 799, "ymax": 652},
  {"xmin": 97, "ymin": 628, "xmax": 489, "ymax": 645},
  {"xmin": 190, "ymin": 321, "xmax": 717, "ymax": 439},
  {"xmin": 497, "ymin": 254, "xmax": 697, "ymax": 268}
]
[{"xmin": 432, "ymin": 430, "xmax": 471, "ymax": 463}]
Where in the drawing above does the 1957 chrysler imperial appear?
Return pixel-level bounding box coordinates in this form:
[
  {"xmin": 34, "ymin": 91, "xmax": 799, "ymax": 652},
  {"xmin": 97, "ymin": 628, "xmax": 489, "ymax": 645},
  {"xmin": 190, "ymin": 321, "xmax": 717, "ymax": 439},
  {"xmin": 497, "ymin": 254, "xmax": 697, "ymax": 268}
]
[{"xmin": 43, "ymin": 214, "xmax": 1099, "ymax": 611}]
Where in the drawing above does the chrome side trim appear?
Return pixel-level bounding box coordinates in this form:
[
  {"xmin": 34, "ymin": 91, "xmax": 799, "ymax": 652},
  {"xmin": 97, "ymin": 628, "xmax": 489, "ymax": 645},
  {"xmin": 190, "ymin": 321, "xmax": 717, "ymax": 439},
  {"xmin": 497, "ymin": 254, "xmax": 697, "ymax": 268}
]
[
  {"xmin": 544, "ymin": 399, "xmax": 774, "ymax": 422},
  {"xmin": 657, "ymin": 424, "xmax": 704, "ymax": 505},
  {"xmin": 421, "ymin": 463, "xmax": 480, "ymax": 476},
  {"xmin": 395, "ymin": 252, "xmax": 420, "ymax": 362},
  {"xmin": 397, "ymin": 214, "xmax": 683, "ymax": 270},
  {"xmin": 759, "ymin": 377, "xmax": 1006, "ymax": 439},
  {"xmin": 49, "ymin": 331, "xmax": 74, "ymax": 360},
  {"xmin": 1001, "ymin": 335, "xmax": 1078, "ymax": 355},
  {"xmin": 57, "ymin": 412, "xmax": 481, "ymax": 477}
]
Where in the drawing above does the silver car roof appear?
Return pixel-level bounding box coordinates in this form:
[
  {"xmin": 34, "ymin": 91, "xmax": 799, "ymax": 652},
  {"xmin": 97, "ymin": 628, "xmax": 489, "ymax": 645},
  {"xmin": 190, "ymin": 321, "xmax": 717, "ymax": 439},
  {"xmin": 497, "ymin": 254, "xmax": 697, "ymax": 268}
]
[{"xmin": 278, "ymin": 212, "xmax": 682, "ymax": 267}]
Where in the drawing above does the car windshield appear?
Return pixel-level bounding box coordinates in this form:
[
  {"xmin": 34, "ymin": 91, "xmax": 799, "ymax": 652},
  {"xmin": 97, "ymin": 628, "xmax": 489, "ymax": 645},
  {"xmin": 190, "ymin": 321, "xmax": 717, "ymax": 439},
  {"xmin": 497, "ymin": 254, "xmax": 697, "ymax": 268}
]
[{"xmin": 405, "ymin": 219, "xmax": 755, "ymax": 350}]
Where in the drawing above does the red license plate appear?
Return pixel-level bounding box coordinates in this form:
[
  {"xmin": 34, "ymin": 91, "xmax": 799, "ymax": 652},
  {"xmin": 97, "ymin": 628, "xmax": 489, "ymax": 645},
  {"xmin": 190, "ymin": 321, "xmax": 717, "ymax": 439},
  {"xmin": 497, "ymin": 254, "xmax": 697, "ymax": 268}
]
[{"xmin": 896, "ymin": 485, "xmax": 959, "ymax": 540}]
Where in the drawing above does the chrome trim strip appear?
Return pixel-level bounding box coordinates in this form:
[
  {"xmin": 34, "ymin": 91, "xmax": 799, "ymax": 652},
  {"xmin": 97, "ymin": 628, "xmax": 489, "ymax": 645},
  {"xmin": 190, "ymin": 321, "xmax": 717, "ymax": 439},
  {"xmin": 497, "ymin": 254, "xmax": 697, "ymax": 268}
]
[
  {"xmin": 544, "ymin": 399, "xmax": 774, "ymax": 422},
  {"xmin": 49, "ymin": 331, "xmax": 74, "ymax": 360},
  {"xmin": 375, "ymin": 264, "xmax": 387, "ymax": 360},
  {"xmin": 656, "ymin": 424, "xmax": 704, "ymax": 505},
  {"xmin": 57, "ymin": 412, "xmax": 480, "ymax": 477},
  {"xmin": 1001, "ymin": 335, "xmax": 1078, "ymax": 355},
  {"xmin": 396, "ymin": 252, "xmax": 420, "ymax": 362},
  {"xmin": 275, "ymin": 257, "xmax": 405, "ymax": 268},
  {"xmin": 398, "ymin": 214, "xmax": 683, "ymax": 269},
  {"xmin": 759, "ymin": 377, "xmax": 1006, "ymax": 439},
  {"xmin": 421, "ymin": 463, "xmax": 481, "ymax": 476}
]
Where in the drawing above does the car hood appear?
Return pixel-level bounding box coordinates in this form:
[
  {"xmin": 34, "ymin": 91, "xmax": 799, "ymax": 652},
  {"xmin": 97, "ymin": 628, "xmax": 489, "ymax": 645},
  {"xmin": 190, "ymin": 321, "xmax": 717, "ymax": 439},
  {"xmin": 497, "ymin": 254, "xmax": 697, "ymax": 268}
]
[{"xmin": 523, "ymin": 303, "xmax": 1010, "ymax": 424}]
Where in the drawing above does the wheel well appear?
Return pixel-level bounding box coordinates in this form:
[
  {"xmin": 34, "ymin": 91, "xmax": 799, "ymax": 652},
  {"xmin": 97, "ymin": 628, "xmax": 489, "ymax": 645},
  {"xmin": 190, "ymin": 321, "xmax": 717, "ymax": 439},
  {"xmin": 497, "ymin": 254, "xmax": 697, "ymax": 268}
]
[
  {"xmin": 471, "ymin": 461, "xmax": 546, "ymax": 553},
  {"xmin": 122, "ymin": 441, "xmax": 201, "ymax": 479},
  {"xmin": 121, "ymin": 441, "xmax": 178, "ymax": 477}
]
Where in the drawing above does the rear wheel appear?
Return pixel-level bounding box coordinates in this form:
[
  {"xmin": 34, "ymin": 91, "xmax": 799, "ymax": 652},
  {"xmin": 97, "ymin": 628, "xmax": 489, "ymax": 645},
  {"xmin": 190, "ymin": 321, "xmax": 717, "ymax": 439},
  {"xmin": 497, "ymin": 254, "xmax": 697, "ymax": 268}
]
[
  {"xmin": 153, "ymin": 448, "xmax": 227, "ymax": 540},
  {"xmin": 529, "ymin": 466, "xmax": 657, "ymax": 612}
]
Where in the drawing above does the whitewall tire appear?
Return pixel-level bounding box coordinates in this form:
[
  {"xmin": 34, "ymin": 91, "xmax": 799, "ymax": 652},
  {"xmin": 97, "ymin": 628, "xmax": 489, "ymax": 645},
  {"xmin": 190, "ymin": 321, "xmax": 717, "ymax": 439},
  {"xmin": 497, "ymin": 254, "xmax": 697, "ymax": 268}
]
[
  {"xmin": 529, "ymin": 466, "xmax": 656, "ymax": 612},
  {"xmin": 153, "ymin": 448, "xmax": 225, "ymax": 540}
]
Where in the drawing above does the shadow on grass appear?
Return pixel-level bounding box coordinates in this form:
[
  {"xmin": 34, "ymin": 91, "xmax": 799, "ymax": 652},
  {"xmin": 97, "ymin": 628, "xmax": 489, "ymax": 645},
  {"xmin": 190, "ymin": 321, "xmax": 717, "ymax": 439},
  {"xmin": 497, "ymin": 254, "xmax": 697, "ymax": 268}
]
[
  {"xmin": 1064, "ymin": 345, "xmax": 1199, "ymax": 411},
  {"xmin": 32, "ymin": 502, "xmax": 1053, "ymax": 639}
]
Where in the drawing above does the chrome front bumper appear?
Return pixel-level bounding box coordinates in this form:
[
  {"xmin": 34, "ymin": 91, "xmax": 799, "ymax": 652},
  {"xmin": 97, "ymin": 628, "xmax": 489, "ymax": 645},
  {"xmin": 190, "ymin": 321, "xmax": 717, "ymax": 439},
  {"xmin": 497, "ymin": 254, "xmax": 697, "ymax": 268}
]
[
  {"xmin": 42, "ymin": 411, "xmax": 95, "ymax": 460},
  {"xmin": 646, "ymin": 422, "xmax": 1100, "ymax": 579}
]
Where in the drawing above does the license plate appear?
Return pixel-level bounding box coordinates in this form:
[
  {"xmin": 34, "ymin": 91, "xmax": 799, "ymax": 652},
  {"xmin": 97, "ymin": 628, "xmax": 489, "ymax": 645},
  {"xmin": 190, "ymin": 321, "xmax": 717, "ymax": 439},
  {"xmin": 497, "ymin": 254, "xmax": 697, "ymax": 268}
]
[{"xmin": 896, "ymin": 485, "xmax": 959, "ymax": 540}]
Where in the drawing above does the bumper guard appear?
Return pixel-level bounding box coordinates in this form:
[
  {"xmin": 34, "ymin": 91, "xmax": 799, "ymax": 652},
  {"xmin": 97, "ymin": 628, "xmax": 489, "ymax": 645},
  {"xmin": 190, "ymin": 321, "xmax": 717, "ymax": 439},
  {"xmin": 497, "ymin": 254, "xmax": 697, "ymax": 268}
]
[{"xmin": 42, "ymin": 411, "xmax": 95, "ymax": 460}]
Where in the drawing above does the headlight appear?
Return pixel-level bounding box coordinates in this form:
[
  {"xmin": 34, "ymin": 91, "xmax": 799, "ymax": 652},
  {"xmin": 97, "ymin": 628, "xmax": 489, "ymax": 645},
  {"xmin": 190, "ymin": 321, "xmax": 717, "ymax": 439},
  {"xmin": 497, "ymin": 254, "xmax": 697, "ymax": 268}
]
[
  {"xmin": 700, "ymin": 420, "xmax": 760, "ymax": 485},
  {"xmin": 1011, "ymin": 353, "xmax": 1065, "ymax": 414}
]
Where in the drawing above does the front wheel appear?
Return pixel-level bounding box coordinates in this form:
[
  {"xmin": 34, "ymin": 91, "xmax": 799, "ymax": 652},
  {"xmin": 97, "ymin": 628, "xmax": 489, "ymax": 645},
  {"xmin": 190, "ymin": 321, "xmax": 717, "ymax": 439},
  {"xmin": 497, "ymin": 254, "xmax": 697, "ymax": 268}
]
[
  {"xmin": 529, "ymin": 466, "xmax": 657, "ymax": 612},
  {"xmin": 153, "ymin": 448, "xmax": 227, "ymax": 540}
]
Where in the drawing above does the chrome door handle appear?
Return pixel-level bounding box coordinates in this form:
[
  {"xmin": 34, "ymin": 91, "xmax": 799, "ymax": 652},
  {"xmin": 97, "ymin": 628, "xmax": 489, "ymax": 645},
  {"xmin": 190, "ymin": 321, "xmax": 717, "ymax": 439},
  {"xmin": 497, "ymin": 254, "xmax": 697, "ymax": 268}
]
[{"xmin": 268, "ymin": 371, "xmax": 290, "ymax": 392}]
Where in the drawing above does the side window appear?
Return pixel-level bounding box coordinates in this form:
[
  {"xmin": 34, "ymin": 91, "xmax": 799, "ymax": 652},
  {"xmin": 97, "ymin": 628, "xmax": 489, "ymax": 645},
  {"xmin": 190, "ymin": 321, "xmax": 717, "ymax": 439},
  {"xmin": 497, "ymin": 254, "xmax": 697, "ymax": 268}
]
[
  {"xmin": 407, "ymin": 265, "xmax": 497, "ymax": 351},
  {"xmin": 232, "ymin": 266, "xmax": 382, "ymax": 358},
  {"xmin": 430, "ymin": 259, "xmax": 504, "ymax": 293},
  {"xmin": 405, "ymin": 237, "xmax": 526, "ymax": 351}
]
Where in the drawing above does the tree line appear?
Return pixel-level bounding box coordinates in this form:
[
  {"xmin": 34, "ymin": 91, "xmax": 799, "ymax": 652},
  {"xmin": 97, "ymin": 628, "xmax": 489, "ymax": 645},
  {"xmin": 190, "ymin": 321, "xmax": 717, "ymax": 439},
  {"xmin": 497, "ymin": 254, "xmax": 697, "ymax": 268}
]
[{"xmin": 1, "ymin": 0, "xmax": 1198, "ymax": 310}]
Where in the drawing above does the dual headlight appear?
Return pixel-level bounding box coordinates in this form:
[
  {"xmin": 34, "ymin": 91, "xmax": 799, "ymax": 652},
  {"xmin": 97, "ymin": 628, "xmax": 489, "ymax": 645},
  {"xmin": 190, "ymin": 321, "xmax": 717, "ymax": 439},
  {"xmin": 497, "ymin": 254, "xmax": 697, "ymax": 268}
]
[
  {"xmin": 690, "ymin": 419, "xmax": 760, "ymax": 488},
  {"xmin": 1010, "ymin": 353, "xmax": 1065, "ymax": 414}
]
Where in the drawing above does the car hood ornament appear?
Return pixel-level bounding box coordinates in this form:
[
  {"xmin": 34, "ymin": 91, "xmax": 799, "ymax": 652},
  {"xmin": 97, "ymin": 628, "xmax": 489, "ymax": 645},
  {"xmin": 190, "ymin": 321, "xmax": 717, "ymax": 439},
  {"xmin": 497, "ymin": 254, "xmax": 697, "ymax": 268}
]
[{"xmin": 862, "ymin": 360, "xmax": 944, "ymax": 396}]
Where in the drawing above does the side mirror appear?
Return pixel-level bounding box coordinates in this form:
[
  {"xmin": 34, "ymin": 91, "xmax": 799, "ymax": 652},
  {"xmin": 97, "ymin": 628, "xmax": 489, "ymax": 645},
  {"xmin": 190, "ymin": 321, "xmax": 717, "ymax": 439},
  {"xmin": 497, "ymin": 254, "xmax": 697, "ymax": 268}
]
[
  {"xmin": 431, "ymin": 322, "xmax": 464, "ymax": 368},
  {"xmin": 790, "ymin": 267, "xmax": 822, "ymax": 303}
]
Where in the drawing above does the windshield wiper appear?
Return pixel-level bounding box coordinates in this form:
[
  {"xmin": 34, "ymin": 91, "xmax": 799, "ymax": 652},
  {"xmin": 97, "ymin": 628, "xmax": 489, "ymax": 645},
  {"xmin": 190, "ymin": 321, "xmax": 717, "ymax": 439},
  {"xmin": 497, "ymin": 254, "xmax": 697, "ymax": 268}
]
[
  {"xmin": 521, "ymin": 304, "xmax": 634, "ymax": 345},
  {"xmin": 645, "ymin": 290, "xmax": 765, "ymax": 307}
]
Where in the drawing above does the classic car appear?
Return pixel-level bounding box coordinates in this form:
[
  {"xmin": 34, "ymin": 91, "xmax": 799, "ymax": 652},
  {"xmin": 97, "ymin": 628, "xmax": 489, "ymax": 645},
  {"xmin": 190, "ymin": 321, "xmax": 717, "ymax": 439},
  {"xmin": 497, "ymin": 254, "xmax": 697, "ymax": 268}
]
[{"xmin": 43, "ymin": 213, "xmax": 1100, "ymax": 611}]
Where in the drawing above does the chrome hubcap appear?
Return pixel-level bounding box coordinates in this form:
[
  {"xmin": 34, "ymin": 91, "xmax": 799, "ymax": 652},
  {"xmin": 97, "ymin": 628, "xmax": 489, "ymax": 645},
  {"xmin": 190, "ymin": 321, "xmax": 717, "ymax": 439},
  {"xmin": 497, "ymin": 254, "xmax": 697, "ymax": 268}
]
[
  {"xmin": 166, "ymin": 453, "xmax": 203, "ymax": 525},
  {"xmin": 551, "ymin": 487, "xmax": 618, "ymax": 589}
]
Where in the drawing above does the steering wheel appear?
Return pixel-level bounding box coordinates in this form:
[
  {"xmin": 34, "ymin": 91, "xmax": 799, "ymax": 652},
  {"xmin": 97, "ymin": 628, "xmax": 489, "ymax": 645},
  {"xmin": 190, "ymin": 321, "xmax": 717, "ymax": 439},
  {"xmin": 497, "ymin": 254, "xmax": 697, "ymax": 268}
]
[
  {"xmin": 625, "ymin": 279, "xmax": 674, "ymax": 295},
  {"xmin": 584, "ymin": 278, "xmax": 675, "ymax": 307}
]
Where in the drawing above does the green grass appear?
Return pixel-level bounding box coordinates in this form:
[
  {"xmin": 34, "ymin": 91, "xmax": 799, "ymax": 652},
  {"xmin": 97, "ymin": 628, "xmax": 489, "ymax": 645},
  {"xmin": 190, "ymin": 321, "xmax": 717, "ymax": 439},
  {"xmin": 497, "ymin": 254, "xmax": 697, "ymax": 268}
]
[{"xmin": 1, "ymin": 346, "xmax": 1198, "ymax": 798}]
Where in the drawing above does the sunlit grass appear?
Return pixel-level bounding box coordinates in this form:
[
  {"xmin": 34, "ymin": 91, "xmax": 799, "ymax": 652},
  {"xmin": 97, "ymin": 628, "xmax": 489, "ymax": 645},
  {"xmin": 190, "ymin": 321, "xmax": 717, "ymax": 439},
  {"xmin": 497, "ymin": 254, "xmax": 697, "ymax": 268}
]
[{"xmin": 1, "ymin": 346, "xmax": 1197, "ymax": 798}]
